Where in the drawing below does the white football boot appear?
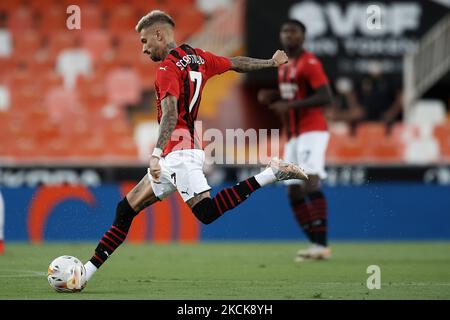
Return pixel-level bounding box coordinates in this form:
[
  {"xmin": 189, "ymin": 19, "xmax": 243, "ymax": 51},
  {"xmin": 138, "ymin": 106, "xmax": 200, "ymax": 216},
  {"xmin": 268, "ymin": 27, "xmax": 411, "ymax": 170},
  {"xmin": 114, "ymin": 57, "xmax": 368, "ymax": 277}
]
[
  {"xmin": 295, "ymin": 244, "xmax": 331, "ymax": 262},
  {"xmin": 267, "ymin": 157, "xmax": 308, "ymax": 182}
]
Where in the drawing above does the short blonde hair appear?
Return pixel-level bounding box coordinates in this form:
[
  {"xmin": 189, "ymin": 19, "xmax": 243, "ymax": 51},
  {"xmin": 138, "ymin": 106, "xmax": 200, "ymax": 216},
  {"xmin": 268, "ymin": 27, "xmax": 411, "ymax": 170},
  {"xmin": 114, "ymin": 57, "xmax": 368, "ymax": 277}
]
[{"xmin": 135, "ymin": 10, "xmax": 175, "ymax": 32}]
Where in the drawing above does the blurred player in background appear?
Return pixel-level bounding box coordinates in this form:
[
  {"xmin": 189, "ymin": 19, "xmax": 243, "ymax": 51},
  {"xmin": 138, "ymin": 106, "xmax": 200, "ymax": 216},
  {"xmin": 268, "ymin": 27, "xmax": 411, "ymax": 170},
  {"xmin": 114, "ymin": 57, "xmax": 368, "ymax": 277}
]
[
  {"xmin": 80, "ymin": 10, "xmax": 308, "ymax": 289},
  {"xmin": 258, "ymin": 19, "xmax": 333, "ymax": 261}
]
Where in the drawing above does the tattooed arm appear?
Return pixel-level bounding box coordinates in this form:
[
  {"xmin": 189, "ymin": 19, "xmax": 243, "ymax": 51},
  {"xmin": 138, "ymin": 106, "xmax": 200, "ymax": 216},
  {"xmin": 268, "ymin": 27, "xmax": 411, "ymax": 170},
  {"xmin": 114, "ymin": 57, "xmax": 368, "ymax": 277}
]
[
  {"xmin": 156, "ymin": 95, "xmax": 178, "ymax": 150},
  {"xmin": 230, "ymin": 50, "xmax": 288, "ymax": 73},
  {"xmin": 149, "ymin": 95, "xmax": 178, "ymax": 181}
]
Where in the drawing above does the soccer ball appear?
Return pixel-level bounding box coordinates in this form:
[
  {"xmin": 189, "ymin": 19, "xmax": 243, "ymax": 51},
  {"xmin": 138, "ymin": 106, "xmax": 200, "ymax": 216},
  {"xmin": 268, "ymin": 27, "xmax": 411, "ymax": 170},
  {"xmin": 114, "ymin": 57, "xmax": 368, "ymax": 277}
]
[{"xmin": 47, "ymin": 255, "xmax": 87, "ymax": 293}]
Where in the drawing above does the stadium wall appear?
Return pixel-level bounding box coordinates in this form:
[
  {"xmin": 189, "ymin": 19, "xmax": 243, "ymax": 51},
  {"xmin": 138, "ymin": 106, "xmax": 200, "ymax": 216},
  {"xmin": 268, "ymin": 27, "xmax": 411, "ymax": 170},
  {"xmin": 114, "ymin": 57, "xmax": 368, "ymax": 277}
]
[{"xmin": 2, "ymin": 183, "xmax": 450, "ymax": 242}]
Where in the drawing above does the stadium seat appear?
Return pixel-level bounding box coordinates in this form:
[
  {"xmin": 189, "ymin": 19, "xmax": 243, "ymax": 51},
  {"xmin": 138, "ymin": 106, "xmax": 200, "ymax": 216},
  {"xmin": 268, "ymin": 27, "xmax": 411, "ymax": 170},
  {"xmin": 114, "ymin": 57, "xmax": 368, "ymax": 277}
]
[
  {"xmin": 45, "ymin": 87, "xmax": 83, "ymax": 122},
  {"xmin": 7, "ymin": 7, "xmax": 33, "ymax": 35},
  {"xmin": 0, "ymin": 85, "xmax": 10, "ymax": 111},
  {"xmin": 407, "ymin": 99, "xmax": 446, "ymax": 136},
  {"xmin": 56, "ymin": 47, "xmax": 93, "ymax": 88},
  {"xmin": 326, "ymin": 133, "xmax": 365, "ymax": 164},
  {"xmin": 107, "ymin": 4, "xmax": 137, "ymax": 35},
  {"xmin": 105, "ymin": 68, "xmax": 141, "ymax": 106},
  {"xmin": 8, "ymin": 137, "xmax": 38, "ymax": 159},
  {"xmin": 0, "ymin": 29, "xmax": 12, "ymax": 58},
  {"xmin": 390, "ymin": 122, "xmax": 420, "ymax": 144},
  {"xmin": 0, "ymin": 59, "xmax": 15, "ymax": 82},
  {"xmin": 78, "ymin": 74, "xmax": 108, "ymax": 111},
  {"xmin": 404, "ymin": 137, "xmax": 440, "ymax": 164},
  {"xmin": 355, "ymin": 122, "xmax": 387, "ymax": 142},
  {"xmin": 79, "ymin": 5, "xmax": 104, "ymax": 30},
  {"xmin": 100, "ymin": 0, "xmax": 128, "ymax": 13},
  {"xmin": 433, "ymin": 122, "xmax": 450, "ymax": 142},
  {"xmin": 81, "ymin": 30, "xmax": 112, "ymax": 64},
  {"xmin": 37, "ymin": 5, "xmax": 67, "ymax": 34},
  {"xmin": 0, "ymin": 1, "xmax": 22, "ymax": 14},
  {"xmin": 104, "ymin": 136, "xmax": 139, "ymax": 160},
  {"xmin": 10, "ymin": 84, "xmax": 42, "ymax": 112},
  {"xmin": 114, "ymin": 32, "xmax": 142, "ymax": 66},
  {"xmin": 12, "ymin": 31, "xmax": 42, "ymax": 55},
  {"xmin": 433, "ymin": 122, "xmax": 450, "ymax": 162},
  {"xmin": 46, "ymin": 32, "xmax": 81, "ymax": 59},
  {"xmin": 175, "ymin": 7, "xmax": 205, "ymax": 36},
  {"xmin": 328, "ymin": 122, "xmax": 350, "ymax": 137},
  {"xmin": 366, "ymin": 138, "xmax": 404, "ymax": 163},
  {"xmin": 135, "ymin": 63, "xmax": 157, "ymax": 89},
  {"xmin": 131, "ymin": 0, "xmax": 160, "ymax": 14}
]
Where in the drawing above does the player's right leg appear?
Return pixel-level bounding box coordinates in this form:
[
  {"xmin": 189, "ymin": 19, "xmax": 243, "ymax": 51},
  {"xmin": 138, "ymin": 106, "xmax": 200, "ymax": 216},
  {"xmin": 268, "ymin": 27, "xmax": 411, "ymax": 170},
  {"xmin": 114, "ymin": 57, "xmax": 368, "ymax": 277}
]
[{"xmin": 84, "ymin": 175, "xmax": 160, "ymax": 282}]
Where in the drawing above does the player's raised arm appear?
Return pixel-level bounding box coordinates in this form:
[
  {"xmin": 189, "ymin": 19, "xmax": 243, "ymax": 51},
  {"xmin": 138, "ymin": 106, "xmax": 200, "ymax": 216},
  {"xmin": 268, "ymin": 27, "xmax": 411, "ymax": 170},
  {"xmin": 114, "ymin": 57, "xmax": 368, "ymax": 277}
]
[
  {"xmin": 230, "ymin": 50, "xmax": 288, "ymax": 73},
  {"xmin": 150, "ymin": 94, "xmax": 178, "ymax": 181}
]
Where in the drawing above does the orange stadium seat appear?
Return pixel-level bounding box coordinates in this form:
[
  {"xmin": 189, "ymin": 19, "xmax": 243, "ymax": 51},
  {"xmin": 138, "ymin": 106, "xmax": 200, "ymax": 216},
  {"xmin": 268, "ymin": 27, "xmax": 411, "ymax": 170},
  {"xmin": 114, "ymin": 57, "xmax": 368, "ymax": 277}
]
[
  {"xmin": 40, "ymin": 71, "xmax": 64, "ymax": 92},
  {"xmin": 433, "ymin": 122, "xmax": 450, "ymax": 161},
  {"xmin": 37, "ymin": 5, "xmax": 67, "ymax": 34},
  {"xmin": 12, "ymin": 31, "xmax": 42, "ymax": 58},
  {"xmin": 99, "ymin": 0, "xmax": 128, "ymax": 13},
  {"xmin": 390, "ymin": 122, "xmax": 421, "ymax": 144},
  {"xmin": 355, "ymin": 122, "xmax": 387, "ymax": 142},
  {"xmin": 114, "ymin": 32, "xmax": 142, "ymax": 66},
  {"xmin": 107, "ymin": 4, "xmax": 138, "ymax": 35},
  {"xmin": 79, "ymin": 5, "xmax": 104, "ymax": 30},
  {"xmin": 45, "ymin": 86, "xmax": 83, "ymax": 122},
  {"xmin": 326, "ymin": 133, "xmax": 366, "ymax": 164},
  {"xmin": 10, "ymin": 84, "xmax": 43, "ymax": 112},
  {"xmin": 61, "ymin": 0, "xmax": 92, "ymax": 7},
  {"xmin": 105, "ymin": 68, "xmax": 141, "ymax": 106},
  {"xmin": 0, "ymin": 59, "xmax": 15, "ymax": 81},
  {"xmin": 135, "ymin": 63, "xmax": 157, "ymax": 89},
  {"xmin": 366, "ymin": 138, "xmax": 404, "ymax": 163},
  {"xmin": 104, "ymin": 136, "xmax": 139, "ymax": 160},
  {"xmin": 46, "ymin": 31, "xmax": 80, "ymax": 59},
  {"xmin": 8, "ymin": 136, "xmax": 39, "ymax": 159},
  {"xmin": 7, "ymin": 7, "xmax": 33, "ymax": 35},
  {"xmin": 0, "ymin": 1, "xmax": 22, "ymax": 14},
  {"xmin": 81, "ymin": 30, "xmax": 112, "ymax": 64},
  {"xmin": 175, "ymin": 7, "xmax": 205, "ymax": 36},
  {"xmin": 40, "ymin": 136, "xmax": 72, "ymax": 159},
  {"xmin": 130, "ymin": 0, "xmax": 160, "ymax": 14},
  {"xmin": 30, "ymin": 0, "xmax": 63, "ymax": 14},
  {"xmin": 433, "ymin": 121, "xmax": 450, "ymax": 142},
  {"xmin": 77, "ymin": 74, "xmax": 108, "ymax": 111}
]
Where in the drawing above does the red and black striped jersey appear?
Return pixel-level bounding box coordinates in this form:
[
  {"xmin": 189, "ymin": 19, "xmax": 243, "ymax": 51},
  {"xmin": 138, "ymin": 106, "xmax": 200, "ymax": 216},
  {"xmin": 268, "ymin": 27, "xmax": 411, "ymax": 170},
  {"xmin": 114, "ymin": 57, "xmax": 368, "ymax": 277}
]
[
  {"xmin": 154, "ymin": 44, "xmax": 232, "ymax": 156},
  {"xmin": 278, "ymin": 50, "xmax": 329, "ymax": 139}
]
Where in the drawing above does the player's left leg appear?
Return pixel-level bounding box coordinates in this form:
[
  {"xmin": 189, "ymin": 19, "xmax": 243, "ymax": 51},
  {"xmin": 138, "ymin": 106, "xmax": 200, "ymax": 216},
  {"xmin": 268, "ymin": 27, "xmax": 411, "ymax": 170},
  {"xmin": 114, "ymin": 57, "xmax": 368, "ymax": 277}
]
[
  {"xmin": 83, "ymin": 175, "xmax": 165, "ymax": 283},
  {"xmin": 185, "ymin": 157, "xmax": 308, "ymax": 224}
]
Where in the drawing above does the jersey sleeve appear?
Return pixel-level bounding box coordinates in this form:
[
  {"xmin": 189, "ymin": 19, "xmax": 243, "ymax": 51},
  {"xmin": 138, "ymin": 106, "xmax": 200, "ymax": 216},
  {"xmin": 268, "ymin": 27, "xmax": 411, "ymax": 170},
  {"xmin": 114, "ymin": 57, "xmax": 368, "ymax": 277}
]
[
  {"xmin": 156, "ymin": 63, "xmax": 181, "ymax": 100},
  {"xmin": 199, "ymin": 49, "xmax": 232, "ymax": 79},
  {"xmin": 303, "ymin": 56, "xmax": 329, "ymax": 89}
]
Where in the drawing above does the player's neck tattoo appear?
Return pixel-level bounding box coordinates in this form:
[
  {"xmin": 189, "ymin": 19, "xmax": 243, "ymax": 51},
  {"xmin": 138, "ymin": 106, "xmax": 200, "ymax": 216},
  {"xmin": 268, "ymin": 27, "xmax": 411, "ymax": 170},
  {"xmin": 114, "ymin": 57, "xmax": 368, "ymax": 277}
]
[
  {"xmin": 167, "ymin": 42, "xmax": 177, "ymax": 51},
  {"xmin": 162, "ymin": 42, "xmax": 177, "ymax": 60}
]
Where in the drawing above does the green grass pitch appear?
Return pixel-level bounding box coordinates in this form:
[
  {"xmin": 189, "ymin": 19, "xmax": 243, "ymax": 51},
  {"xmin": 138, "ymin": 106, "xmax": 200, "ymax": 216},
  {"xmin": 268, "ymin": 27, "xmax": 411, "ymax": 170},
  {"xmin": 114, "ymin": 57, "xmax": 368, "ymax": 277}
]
[{"xmin": 1, "ymin": 242, "xmax": 449, "ymax": 300}]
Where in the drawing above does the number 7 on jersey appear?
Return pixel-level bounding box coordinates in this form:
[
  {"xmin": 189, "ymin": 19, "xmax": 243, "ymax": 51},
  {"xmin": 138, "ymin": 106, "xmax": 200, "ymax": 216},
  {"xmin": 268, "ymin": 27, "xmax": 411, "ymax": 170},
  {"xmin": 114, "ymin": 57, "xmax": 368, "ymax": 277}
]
[{"xmin": 188, "ymin": 71, "xmax": 202, "ymax": 113}]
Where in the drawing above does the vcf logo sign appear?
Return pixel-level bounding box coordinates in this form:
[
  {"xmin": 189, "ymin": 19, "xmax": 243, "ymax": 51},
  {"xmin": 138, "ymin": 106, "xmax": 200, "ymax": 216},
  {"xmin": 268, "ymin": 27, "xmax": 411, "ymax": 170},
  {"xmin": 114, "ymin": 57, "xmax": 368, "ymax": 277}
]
[
  {"xmin": 289, "ymin": 1, "xmax": 421, "ymax": 37},
  {"xmin": 28, "ymin": 184, "xmax": 199, "ymax": 243}
]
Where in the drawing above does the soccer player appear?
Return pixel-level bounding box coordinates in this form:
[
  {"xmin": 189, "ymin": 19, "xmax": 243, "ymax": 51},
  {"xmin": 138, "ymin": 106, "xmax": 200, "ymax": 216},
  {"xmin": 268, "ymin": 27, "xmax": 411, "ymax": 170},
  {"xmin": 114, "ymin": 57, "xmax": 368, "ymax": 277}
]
[
  {"xmin": 81, "ymin": 11, "xmax": 308, "ymax": 287},
  {"xmin": 258, "ymin": 19, "xmax": 333, "ymax": 261}
]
